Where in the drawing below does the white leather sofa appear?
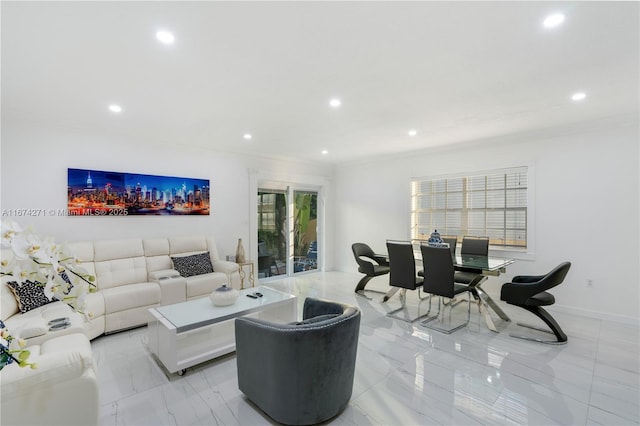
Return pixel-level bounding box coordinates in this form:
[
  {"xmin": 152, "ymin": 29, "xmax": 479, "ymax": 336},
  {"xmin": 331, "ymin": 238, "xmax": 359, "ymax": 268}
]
[
  {"xmin": 0, "ymin": 234, "xmax": 241, "ymax": 425},
  {"xmin": 0, "ymin": 333, "xmax": 99, "ymax": 426}
]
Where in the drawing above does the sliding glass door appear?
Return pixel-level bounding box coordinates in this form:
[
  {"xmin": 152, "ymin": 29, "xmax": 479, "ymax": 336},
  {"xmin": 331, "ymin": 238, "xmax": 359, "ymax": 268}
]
[
  {"xmin": 257, "ymin": 187, "xmax": 319, "ymax": 278},
  {"xmin": 257, "ymin": 190, "xmax": 287, "ymax": 278},
  {"xmin": 293, "ymin": 190, "xmax": 318, "ymax": 273}
]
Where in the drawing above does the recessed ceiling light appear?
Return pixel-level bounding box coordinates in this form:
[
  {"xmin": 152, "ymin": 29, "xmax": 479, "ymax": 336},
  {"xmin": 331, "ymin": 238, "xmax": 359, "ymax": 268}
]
[
  {"xmin": 243, "ymin": 133, "xmax": 252, "ymax": 140},
  {"xmin": 408, "ymin": 129, "xmax": 418, "ymax": 137},
  {"xmin": 156, "ymin": 30, "xmax": 175, "ymax": 44},
  {"xmin": 571, "ymin": 92, "xmax": 586, "ymax": 101},
  {"xmin": 321, "ymin": 150, "xmax": 328, "ymax": 155},
  {"xmin": 108, "ymin": 104, "xmax": 122, "ymax": 113},
  {"xmin": 543, "ymin": 13, "xmax": 565, "ymax": 28},
  {"xmin": 329, "ymin": 98, "xmax": 341, "ymax": 108}
]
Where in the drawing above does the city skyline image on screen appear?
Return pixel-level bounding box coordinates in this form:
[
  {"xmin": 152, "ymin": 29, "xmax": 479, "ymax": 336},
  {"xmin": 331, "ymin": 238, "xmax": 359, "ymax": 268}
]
[{"xmin": 67, "ymin": 168, "xmax": 210, "ymax": 216}]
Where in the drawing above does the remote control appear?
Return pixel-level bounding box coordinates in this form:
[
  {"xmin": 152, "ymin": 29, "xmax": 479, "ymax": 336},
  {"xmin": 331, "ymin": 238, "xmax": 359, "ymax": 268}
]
[
  {"xmin": 49, "ymin": 322, "xmax": 70, "ymax": 331},
  {"xmin": 48, "ymin": 317, "xmax": 70, "ymax": 326}
]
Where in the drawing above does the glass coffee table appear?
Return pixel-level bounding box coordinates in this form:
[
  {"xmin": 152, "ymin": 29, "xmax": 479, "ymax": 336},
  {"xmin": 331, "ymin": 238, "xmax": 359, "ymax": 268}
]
[{"xmin": 147, "ymin": 285, "xmax": 297, "ymax": 375}]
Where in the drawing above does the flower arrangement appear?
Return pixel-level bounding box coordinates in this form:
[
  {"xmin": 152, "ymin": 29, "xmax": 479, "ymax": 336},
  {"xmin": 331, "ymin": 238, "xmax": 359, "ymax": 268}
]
[
  {"xmin": 0, "ymin": 219, "xmax": 96, "ymax": 370},
  {"xmin": 0, "ymin": 319, "xmax": 34, "ymax": 370}
]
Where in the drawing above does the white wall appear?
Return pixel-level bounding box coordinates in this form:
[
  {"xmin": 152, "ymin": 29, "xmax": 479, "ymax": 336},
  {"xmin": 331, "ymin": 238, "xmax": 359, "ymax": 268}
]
[
  {"xmin": 0, "ymin": 121, "xmax": 334, "ymax": 267},
  {"xmin": 334, "ymin": 119, "xmax": 639, "ymax": 323}
]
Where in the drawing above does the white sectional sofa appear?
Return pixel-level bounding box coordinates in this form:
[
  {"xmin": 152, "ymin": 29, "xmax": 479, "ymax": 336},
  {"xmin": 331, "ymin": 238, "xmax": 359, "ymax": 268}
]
[
  {"xmin": 0, "ymin": 333, "xmax": 99, "ymax": 426},
  {"xmin": 0, "ymin": 234, "xmax": 241, "ymax": 426}
]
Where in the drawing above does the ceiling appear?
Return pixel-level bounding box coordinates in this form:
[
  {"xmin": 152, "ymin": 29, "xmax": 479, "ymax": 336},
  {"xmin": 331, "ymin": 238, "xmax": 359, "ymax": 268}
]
[{"xmin": 2, "ymin": 1, "xmax": 638, "ymax": 165}]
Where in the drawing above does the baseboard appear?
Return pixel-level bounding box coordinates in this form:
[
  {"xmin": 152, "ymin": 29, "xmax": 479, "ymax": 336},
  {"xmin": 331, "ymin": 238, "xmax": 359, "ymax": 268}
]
[{"xmin": 550, "ymin": 303, "xmax": 640, "ymax": 326}]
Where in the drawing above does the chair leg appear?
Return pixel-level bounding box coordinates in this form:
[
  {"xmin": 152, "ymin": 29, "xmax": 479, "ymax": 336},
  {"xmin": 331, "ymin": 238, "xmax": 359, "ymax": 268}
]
[
  {"xmin": 355, "ymin": 275, "xmax": 388, "ymax": 300},
  {"xmin": 382, "ymin": 287, "xmax": 399, "ymax": 302},
  {"xmin": 509, "ymin": 305, "xmax": 568, "ymax": 344},
  {"xmin": 420, "ymin": 293, "xmax": 471, "ymax": 334},
  {"xmin": 417, "ymin": 287, "xmax": 431, "ymax": 301},
  {"xmin": 386, "ymin": 289, "xmax": 434, "ymax": 323}
]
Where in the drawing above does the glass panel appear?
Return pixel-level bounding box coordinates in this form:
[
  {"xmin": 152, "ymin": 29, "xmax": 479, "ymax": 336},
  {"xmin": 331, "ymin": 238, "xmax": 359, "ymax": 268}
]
[
  {"xmin": 468, "ymin": 176, "xmax": 486, "ymax": 191},
  {"xmin": 433, "ymin": 193, "xmax": 446, "ymax": 209},
  {"xmin": 416, "ymin": 196, "xmax": 432, "ymax": 209},
  {"xmin": 431, "ymin": 211, "xmax": 446, "ymax": 230},
  {"xmin": 258, "ymin": 190, "xmax": 287, "ymax": 277},
  {"xmin": 506, "ymin": 210, "xmax": 526, "ymax": 228},
  {"xmin": 155, "ymin": 286, "xmax": 295, "ymax": 332},
  {"xmin": 506, "ymin": 172, "xmax": 527, "ymax": 188},
  {"xmin": 486, "ymin": 190, "xmax": 505, "ymax": 208},
  {"xmin": 486, "ymin": 211, "xmax": 505, "ymax": 228},
  {"xmin": 447, "ymin": 178, "xmax": 464, "ymax": 192},
  {"xmin": 468, "ymin": 191, "xmax": 486, "ymax": 208},
  {"xmin": 506, "ymin": 188, "xmax": 527, "ymax": 208},
  {"xmin": 447, "ymin": 192, "xmax": 463, "ymax": 208},
  {"xmin": 293, "ymin": 191, "xmax": 318, "ymax": 273},
  {"xmin": 445, "ymin": 211, "xmax": 462, "ymax": 228},
  {"xmin": 506, "ymin": 230, "xmax": 527, "ymax": 246},
  {"xmin": 486, "ymin": 174, "xmax": 505, "ymax": 190},
  {"xmin": 468, "ymin": 211, "xmax": 485, "ymax": 228},
  {"xmin": 433, "ymin": 179, "xmax": 447, "ymax": 192}
]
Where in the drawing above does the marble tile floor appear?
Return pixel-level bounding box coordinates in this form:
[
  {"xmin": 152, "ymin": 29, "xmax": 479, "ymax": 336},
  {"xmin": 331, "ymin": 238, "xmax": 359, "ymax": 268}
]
[{"xmin": 94, "ymin": 271, "xmax": 639, "ymax": 425}]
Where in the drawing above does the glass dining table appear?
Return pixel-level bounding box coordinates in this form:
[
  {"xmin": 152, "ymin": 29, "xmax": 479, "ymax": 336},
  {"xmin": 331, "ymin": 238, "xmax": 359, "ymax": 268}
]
[
  {"xmin": 378, "ymin": 250, "xmax": 514, "ymax": 332},
  {"xmin": 453, "ymin": 254, "xmax": 514, "ymax": 332}
]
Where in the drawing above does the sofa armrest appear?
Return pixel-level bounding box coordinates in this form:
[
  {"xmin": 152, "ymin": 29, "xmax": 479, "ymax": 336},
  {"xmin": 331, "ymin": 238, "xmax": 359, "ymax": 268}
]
[
  {"xmin": 149, "ymin": 269, "xmax": 181, "ymax": 280},
  {"xmin": 1, "ymin": 341, "xmax": 99, "ymax": 426},
  {"xmin": 156, "ymin": 276, "xmax": 187, "ymax": 305},
  {"xmin": 212, "ymin": 260, "xmax": 240, "ymax": 274},
  {"xmin": 1, "ymin": 350, "xmax": 93, "ymax": 399}
]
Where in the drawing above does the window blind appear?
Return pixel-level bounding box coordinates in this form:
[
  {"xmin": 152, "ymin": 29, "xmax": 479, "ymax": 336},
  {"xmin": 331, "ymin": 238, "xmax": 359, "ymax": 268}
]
[{"xmin": 411, "ymin": 167, "xmax": 528, "ymax": 249}]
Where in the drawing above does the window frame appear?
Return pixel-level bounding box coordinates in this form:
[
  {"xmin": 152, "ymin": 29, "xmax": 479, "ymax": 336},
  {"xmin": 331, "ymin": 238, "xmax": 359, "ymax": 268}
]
[{"xmin": 410, "ymin": 165, "xmax": 535, "ymax": 258}]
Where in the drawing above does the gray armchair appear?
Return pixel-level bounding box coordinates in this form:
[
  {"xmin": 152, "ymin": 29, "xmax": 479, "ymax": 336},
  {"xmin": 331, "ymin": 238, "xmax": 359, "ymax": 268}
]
[{"xmin": 235, "ymin": 298, "xmax": 361, "ymax": 425}]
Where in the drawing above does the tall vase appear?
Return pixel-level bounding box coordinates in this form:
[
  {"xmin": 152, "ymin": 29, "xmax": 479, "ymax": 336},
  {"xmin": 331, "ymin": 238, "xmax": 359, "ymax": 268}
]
[{"xmin": 235, "ymin": 238, "xmax": 246, "ymax": 263}]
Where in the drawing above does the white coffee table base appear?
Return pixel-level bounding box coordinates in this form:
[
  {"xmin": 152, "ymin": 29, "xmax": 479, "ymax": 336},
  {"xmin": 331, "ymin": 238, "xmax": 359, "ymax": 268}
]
[{"xmin": 147, "ymin": 287, "xmax": 297, "ymax": 375}]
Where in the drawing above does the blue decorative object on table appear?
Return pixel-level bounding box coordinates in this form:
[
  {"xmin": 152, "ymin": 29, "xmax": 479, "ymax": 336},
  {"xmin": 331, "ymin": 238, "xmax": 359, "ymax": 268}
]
[{"xmin": 427, "ymin": 229, "xmax": 449, "ymax": 248}]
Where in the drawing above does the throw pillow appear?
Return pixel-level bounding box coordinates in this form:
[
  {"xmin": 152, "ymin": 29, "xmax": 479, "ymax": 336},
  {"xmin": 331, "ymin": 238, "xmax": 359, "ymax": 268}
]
[
  {"xmin": 171, "ymin": 252, "xmax": 214, "ymax": 277},
  {"xmin": 6, "ymin": 280, "xmax": 53, "ymax": 313}
]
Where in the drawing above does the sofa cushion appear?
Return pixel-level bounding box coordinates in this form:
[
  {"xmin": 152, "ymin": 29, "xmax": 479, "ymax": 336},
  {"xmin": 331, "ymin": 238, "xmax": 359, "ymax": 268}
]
[
  {"xmin": 6, "ymin": 280, "xmax": 52, "ymax": 313},
  {"xmin": 101, "ymin": 282, "xmax": 160, "ymax": 313},
  {"xmin": 94, "ymin": 256, "xmax": 148, "ymax": 289},
  {"xmin": 142, "ymin": 238, "xmax": 170, "ymax": 257},
  {"xmin": 16, "ymin": 317, "xmax": 48, "ymax": 339},
  {"xmin": 171, "ymin": 252, "xmax": 214, "ymax": 277},
  {"xmin": 169, "ymin": 236, "xmax": 208, "ymax": 256},
  {"xmin": 94, "ymin": 239, "xmax": 144, "ymax": 262}
]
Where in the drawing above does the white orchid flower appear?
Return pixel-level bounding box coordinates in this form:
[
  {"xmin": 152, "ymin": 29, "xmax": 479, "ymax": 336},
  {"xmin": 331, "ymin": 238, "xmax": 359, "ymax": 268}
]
[{"xmin": 0, "ymin": 219, "xmax": 23, "ymax": 245}]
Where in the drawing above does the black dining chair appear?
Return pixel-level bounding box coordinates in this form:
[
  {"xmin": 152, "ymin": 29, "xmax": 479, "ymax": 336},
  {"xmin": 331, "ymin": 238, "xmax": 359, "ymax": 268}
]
[
  {"xmin": 500, "ymin": 262, "xmax": 571, "ymax": 344},
  {"xmin": 420, "ymin": 244, "xmax": 473, "ymax": 333},
  {"xmin": 454, "ymin": 236, "xmax": 490, "ymax": 286},
  {"xmin": 383, "ymin": 240, "xmax": 430, "ymax": 322},
  {"xmin": 442, "ymin": 236, "xmax": 458, "ymax": 256},
  {"xmin": 351, "ymin": 243, "xmax": 390, "ymax": 299},
  {"xmin": 416, "ymin": 236, "xmax": 455, "ymax": 277}
]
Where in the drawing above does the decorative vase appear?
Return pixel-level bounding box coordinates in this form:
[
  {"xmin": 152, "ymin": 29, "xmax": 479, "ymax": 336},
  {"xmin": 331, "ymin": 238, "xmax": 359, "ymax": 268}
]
[
  {"xmin": 235, "ymin": 238, "xmax": 246, "ymax": 263},
  {"xmin": 209, "ymin": 284, "xmax": 239, "ymax": 306},
  {"xmin": 427, "ymin": 229, "xmax": 449, "ymax": 248}
]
